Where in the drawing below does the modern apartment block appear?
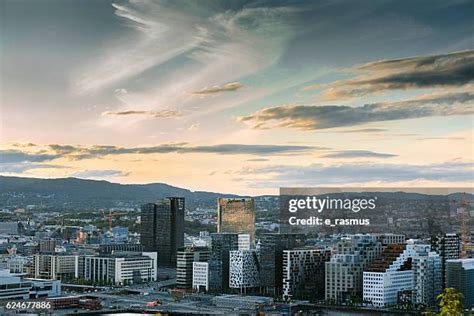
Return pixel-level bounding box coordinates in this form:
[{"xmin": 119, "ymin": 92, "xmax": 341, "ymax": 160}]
[
  {"xmin": 363, "ymin": 243, "xmax": 442, "ymax": 308},
  {"xmin": 412, "ymin": 244, "xmax": 442, "ymax": 307},
  {"xmin": 363, "ymin": 244, "xmax": 415, "ymax": 307},
  {"xmin": 374, "ymin": 234, "xmax": 406, "ymax": 245},
  {"xmin": 431, "ymin": 233, "xmax": 461, "ymax": 288},
  {"xmin": 325, "ymin": 235, "xmax": 383, "ymax": 302},
  {"xmin": 282, "ymin": 247, "xmax": 331, "ymax": 301},
  {"xmin": 217, "ymin": 198, "xmax": 256, "ymax": 244},
  {"xmin": 140, "ymin": 197, "xmax": 185, "ymax": 267},
  {"xmin": 176, "ymin": 246, "xmax": 210, "ymax": 289},
  {"xmin": 446, "ymin": 258, "xmax": 474, "ymax": 309},
  {"xmin": 33, "ymin": 254, "xmax": 79, "ymax": 280},
  {"xmin": 259, "ymin": 233, "xmax": 306, "ymax": 295},
  {"xmin": 229, "ymin": 249, "xmax": 260, "ymax": 292},
  {"xmin": 208, "ymin": 233, "xmax": 238, "ymax": 292}
]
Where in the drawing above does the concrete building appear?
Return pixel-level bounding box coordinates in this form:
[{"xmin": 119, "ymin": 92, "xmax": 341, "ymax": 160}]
[
  {"xmin": 33, "ymin": 254, "xmax": 78, "ymax": 280},
  {"xmin": 229, "ymin": 250, "xmax": 260, "ymax": 292},
  {"xmin": 192, "ymin": 261, "xmax": 209, "ymax": 292},
  {"xmin": 374, "ymin": 234, "xmax": 406, "ymax": 245},
  {"xmin": 282, "ymin": 247, "xmax": 331, "ymax": 300},
  {"xmin": 209, "ymin": 233, "xmax": 238, "ymax": 292},
  {"xmin": 0, "ymin": 269, "xmax": 61, "ymax": 300},
  {"xmin": 140, "ymin": 197, "xmax": 185, "ymax": 267},
  {"xmin": 259, "ymin": 233, "xmax": 306, "ymax": 296},
  {"xmin": 217, "ymin": 198, "xmax": 256, "ymax": 244},
  {"xmin": 176, "ymin": 247, "xmax": 210, "ymax": 289},
  {"xmin": 84, "ymin": 253, "xmax": 156, "ymax": 285},
  {"xmin": 446, "ymin": 258, "xmax": 474, "ymax": 309},
  {"xmin": 325, "ymin": 234, "xmax": 383, "ymax": 302}
]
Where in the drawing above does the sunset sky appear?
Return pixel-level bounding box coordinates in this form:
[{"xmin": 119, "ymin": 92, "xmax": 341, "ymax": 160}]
[{"xmin": 1, "ymin": 0, "xmax": 473, "ymax": 195}]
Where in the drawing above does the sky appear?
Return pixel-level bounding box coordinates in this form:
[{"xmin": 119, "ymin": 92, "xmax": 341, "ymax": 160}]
[{"xmin": 1, "ymin": 0, "xmax": 473, "ymax": 195}]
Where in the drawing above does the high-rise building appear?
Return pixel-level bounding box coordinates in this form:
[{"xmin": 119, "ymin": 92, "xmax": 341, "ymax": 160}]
[
  {"xmin": 446, "ymin": 258, "xmax": 474, "ymax": 309},
  {"xmin": 325, "ymin": 234, "xmax": 383, "ymax": 302},
  {"xmin": 193, "ymin": 262, "xmax": 209, "ymax": 292},
  {"xmin": 229, "ymin": 250, "xmax": 260, "ymax": 292},
  {"xmin": 282, "ymin": 247, "xmax": 331, "ymax": 301},
  {"xmin": 176, "ymin": 247, "xmax": 210, "ymax": 289},
  {"xmin": 259, "ymin": 233, "xmax": 306, "ymax": 295},
  {"xmin": 217, "ymin": 198, "xmax": 256, "ymax": 244},
  {"xmin": 431, "ymin": 233, "xmax": 461, "ymax": 288},
  {"xmin": 140, "ymin": 197, "xmax": 185, "ymax": 267},
  {"xmin": 209, "ymin": 233, "xmax": 238, "ymax": 292}
]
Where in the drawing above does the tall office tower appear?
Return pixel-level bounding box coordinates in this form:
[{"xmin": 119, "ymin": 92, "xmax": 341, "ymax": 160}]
[
  {"xmin": 217, "ymin": 198, "xmax": 256, "ymax": 244},
  {"xmin": 282, "ymin": 247, "xmax": 331, "ymax": 301},
  {"xmin": 176, "ymin": 247, "xmax": 210, "ymax": 289},
  {"xmin": 325, "ymin": 234, "xmax": 383, "ymax": 302},
  {"xmin": 208, "ymin": 233, "xmax": 238, "ymax": 292},
  {"xmin": 140, "ymin": 197, "xmax": 185, "ymax": 267},
  {"xmin": 412, "ymin": 244, "xmax": 442, "ymax": 307},
  {"xmin": 259, "ymin": 233, "xmax": 306, "ymax": 295},
  {"xmin": 229, "ymin": 250, "xmax": 260, "ymax": 293},
  {"xmin": 431, "ymin": 233, "xmax": 461, "ymax": 288},
  {"xmin": 446, "ymin": 258, "xmax": 474, "ymax": 309}
]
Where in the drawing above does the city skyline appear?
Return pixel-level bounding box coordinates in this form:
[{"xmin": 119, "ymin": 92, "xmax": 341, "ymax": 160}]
[{"xmin": 1, "ymin": 0, "xmax": 473, "ymax": 195}]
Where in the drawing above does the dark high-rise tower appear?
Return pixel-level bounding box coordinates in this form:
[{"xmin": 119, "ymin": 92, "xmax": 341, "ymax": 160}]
[
  {"xmin": 209, "ymin": 232, "xmax": 239, "ymax": 292},
  {"xmin": 140, "ymin": 197, "xmax": 185, "ymax": 267}
]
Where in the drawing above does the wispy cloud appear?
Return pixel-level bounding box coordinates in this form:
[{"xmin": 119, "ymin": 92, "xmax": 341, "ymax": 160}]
[
  {"xmin": 73, "ymin": 169, "xmax": 129, "ymax": 179},
  {"xmin": 192, "ymin": 82, "xmax": 243, "ymax": 96},
  {"xmin": 239, "ymin": 91, "xmax": 474, "ymax": 130},
  {"xmin": 238, "ymin": 161, "xmax": 474, "ymax": 187},
  {"xmin": 102, "ymin": 110, "xmax": 182, "ymax": 118},
  {"xmin": 321, "ymin": 150, "xmax": 397, "ymax": 159},
  {"xmin": 322, "ymin": 50, "xmax": 474, "ymax": 99},
  {"xmin": 39, "ymin": 143, "xmax": 326, "ymax": 160}
]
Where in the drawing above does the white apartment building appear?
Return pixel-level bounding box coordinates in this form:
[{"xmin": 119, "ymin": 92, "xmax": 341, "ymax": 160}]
[
  {"xmin": 363, "ymin": 243, "xmax": 441, "ymax": 307},
  {"xmin": 192, "ymin": 261, "xmax": 209, "ymax": 292}
]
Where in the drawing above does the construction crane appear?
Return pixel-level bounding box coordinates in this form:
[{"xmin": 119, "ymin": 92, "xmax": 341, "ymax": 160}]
[{"xmin": 105, "ymin": 210, "xmax": 128, "ymax": 231}]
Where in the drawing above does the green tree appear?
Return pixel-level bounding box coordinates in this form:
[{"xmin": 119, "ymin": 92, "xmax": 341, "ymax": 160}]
[{"xmin": 437, "ymin": 288, "xmax": 464, "ymax": 316}]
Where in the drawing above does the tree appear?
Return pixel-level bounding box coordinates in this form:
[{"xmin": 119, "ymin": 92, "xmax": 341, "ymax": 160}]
[{"xmin": 437, "ymin": 288, "xmax": 464, "ymax": 316}]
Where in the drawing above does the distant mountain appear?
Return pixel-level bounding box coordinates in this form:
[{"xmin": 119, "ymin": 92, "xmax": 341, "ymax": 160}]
[{"xmin": 0, "ymin": 176, "xmax": 242, "ymax": 209}]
